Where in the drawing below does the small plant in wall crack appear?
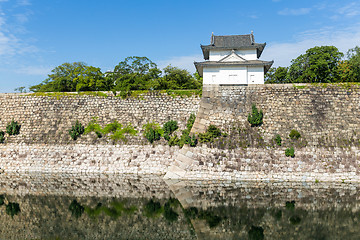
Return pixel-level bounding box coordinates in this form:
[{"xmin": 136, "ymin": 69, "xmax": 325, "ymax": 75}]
[
  {"xmin": 274, "ymin": 134, "xmax": 282, "ymax": 146},
  {"xmin": 248, "ymin": 104, "xmax": 263, "ymax": 127},
  {"xmin": 69, "ymin": 120, "xmax": 85, "ymax": 140},
  {"xmin": 6, "ymin": 120, "xmax": 21, "ymax": 136},
  {"xmin": 0, "ymin": 131, "xmax": 5, "ymax": 143},
  {"xmin": 289, "ymin": 129, "xmax": 301, "ymax": 140},
  {"xmin": 143, "ymin": 122, "xmax": 163, "ymax": 144},
  {"xmin": 285, "ymin": 147, "xmax": 295, "ymax": 158}
]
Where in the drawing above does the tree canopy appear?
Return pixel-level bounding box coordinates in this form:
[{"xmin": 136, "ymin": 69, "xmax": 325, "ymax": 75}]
[
  {"xmin": 29, "ymin": 62, "xmax": 109, "ymax": 92},
  {"xmin": 29, "ymin": 57, "xmax": 202, "ymax": 93},
  {"xmin": 287, "ymin": 46, "xmax": 343, "ymax": 83},
  {"xmin": 266, "ymin": 45, "xmax": 360, "ymax": 84}
]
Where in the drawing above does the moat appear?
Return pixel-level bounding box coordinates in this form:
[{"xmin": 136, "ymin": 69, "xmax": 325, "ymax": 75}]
[{"xmin": 0, "ymin": 172, "xmax": 359, "ymax": 240}]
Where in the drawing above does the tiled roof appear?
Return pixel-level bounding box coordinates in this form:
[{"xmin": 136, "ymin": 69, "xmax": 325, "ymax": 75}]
[{"xmin": 200, "ymin": 33, "xmax": 266, "ymax": 60}]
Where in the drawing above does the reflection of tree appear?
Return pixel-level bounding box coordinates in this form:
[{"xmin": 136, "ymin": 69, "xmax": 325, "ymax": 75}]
[
  {"xmin": 69, "ymin": 199, "xmax": 137, "ymax": 220},
  {"xmin": 0, "ymin": 195, "xmax": 21, "ymax": 218},
  {"xmin": 69, "ymin": 200, "xmax": 84, "ymax": 219},
  {"xmin": 6, "ymin": 202, "xmax": 20, "ymax": 218},
  {"xmin": 143, "ymin": 198, "xmax": 180, "ymax": 222}
]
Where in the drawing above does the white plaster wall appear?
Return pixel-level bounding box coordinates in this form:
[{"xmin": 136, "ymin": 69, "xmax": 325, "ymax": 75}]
[
  {"xmin": 247, "ymin": 66, "xmax": 264, "ymax": 84},
  {"xmin": 203, "ymin": 66, "xmax": 247, "ymax": 85},
  {"xmin": 203, "ymin": 66, "xmax": 264, "ymax": 85},
  {"xmin": 209, "ymin": 49, "xmax": 257, "ymax": 61}
]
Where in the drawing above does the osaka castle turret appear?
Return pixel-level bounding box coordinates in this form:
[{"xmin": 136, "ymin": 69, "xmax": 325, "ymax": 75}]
[{"xmin": 194, "ymin": 32, "xmax": 273, "ymax": 85}]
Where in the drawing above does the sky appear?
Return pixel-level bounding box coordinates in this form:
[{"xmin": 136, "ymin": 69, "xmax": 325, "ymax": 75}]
[{"xmin": 0, "ymin": 0, "xmax": 360, "ymax": 92}]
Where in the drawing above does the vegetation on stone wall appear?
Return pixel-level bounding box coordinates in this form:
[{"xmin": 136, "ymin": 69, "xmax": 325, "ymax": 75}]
[
  {"xmin": 69, "ymin": 120, "xmax": 85, "ymax": 140},
  {"xmin": 143, "ymin": 122, "xmax": 163, "ymax": 144},
  {"xmin": 289, "ymin": 129, "xmax": 301, "ymax": 140},
  {"xmin": 248, "ymin": 104, "xmax": 263, "ymax": 127},
  {"xmin": 274, "ymin": 134, "xmax": 282, "ymax": 146},
  {"xmin": 198, "ymin": 125, "xmax": 222, "ymax": 143},
  {"xmin": 163, "ymin": 120, "xmax": 178, "ymax": 141},
  {"xmin": 0, "ymin": 131, "xmax": 5, "ymax": 143},
  {"xmin": 285, "ymin": 147, "xmax": 295, "ymax": 158},
  {"xmin": 83, "ymin": 118, "xmax": 138, "ymax": 143},
  {"xmin": 6, "ymin": 120, "xmax": 21, "ymax": 136}
]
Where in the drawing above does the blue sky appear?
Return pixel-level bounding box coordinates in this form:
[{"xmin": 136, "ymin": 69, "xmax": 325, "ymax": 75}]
[{"xmin": 0, "ymin": 0, "xmax": 360, "ymax": 92}]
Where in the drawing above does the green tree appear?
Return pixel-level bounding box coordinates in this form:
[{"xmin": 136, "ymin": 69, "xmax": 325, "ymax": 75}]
[
  {"xmin": 157, "ymin": 65, "xmax": 202, "ymax": 90},
  {"xmin": 29, "ymin": 62, "xmax": 108, "ymax": 92},
  {"xmin": 287, "ymin": 46, "xmax": 343, "ymax": 83},
  {"xmin": 343, "ymin": 46, "xmax": 360, "ymax": 82},
  {"xmin": 265, "ymin": 67, "xmax": 289, "ymax": 84},
  {"xmin": 109, "ymin": 56, "xmax": 161, "ymax": 93}
]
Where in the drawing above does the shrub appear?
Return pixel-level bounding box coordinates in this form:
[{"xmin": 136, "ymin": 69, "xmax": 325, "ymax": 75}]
[
  {"xmin": 0, "ymin": 131, "xmax": 5, "ymax": 143},
  {"xmin": 186, "ymin": 113, "xmax": 196, "ymax": 130},
  {"xmin": 69, "ymin": 200, "xmax": 84, "ymax": 218},
  {"xmin": 274, "ymin": 134, "xmax": 282, "ymax": 146},
  {"xmin": 143, "ymin": 122, "xmax": 163, "ymax": 143},
  {"xmin": 248, "ymin": 104, "xmax": 263, "ymax": 127},
  {"xmin": 102, "ymin": 120, "xmax": 123, "ymax": 135},
  {"xmin": 109, "ymin": 123, "xmax": 137, "ymax": 143},
  {"xmin": 185, "ymin": 134, "xmax": 198, "ymax": 147},
  {"xmin": 289, "ymin": 129, "xmax": 301, "ymax": 140},
  {"xmin": 6, "ymin": 120, "xmax": 21, "ymax": 136},
  {"xmin": 69, "ymin": 120, "xmax": 84, "ymax": 140},
  {"xmin": 6, "ymin": 202, "xmax": 20, "ymax": 218},
  {"xmin": 84, "ymin": 117, "xmax": 103, "ymax": 138},
  {"xmin": 198, "ymin": 125, "xmax": 221, "ymax": 143},
  {"xmin": 163, "ymin": 120, "xmax": 178, "ymax": 141},
  {"xmin": 168, "ymin": 135, "xmax": 181, "ymax": 147},
  {"xmin": 285, "ymin": 147, "xmax": 295, "ymax": 157}
]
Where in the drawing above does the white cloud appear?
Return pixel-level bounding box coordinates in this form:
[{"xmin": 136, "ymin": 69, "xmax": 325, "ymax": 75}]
[
  {"xmin": 338, "ymin": 2, "xmax": 360, "ymax": 17},
  {"xmin": 16, "ymin": 65, "xmax": 51, "ymax": 75},
  {"xmin": 261, "ymin": 25, "xmax": 360, "ymax": 67},
  {"xmin": 0, "ymin": 0, "xmax": 36, "ymax": 59},
  {"xmin": 16, "ymin": 0, "xmax": 30, "ymax": 6},
  {"xmin": 278, "ymin": 8, "xmax": 311, "ymax": 16},
  {"xmin": 157, "ymin": 54, "xmax": 203, "ymax": 73}
]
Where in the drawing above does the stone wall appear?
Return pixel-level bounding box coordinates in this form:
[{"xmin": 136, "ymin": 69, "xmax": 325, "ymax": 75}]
[
  {"xmin": 193, "ymin": 84, "xmax": 360, "ymax": 147},
  {"xmin": 1, "ymin": 85, "xmax": 360, "ymax": 181},
  {"xmin": 0, "ymin": 92, "xmax": 200, "ymax": 144}
]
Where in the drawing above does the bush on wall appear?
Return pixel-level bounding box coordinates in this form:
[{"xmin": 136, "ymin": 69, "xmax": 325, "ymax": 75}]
[
  {"xmin": 0, "ymin": 131, "xmax": 5, "ymax": 143},
  {"xmin": 199, "ymin": 125, "xmax": 221, "ymax": 143},
  {"xmin": 289, "ymin": 129, "xmax": 301, "ymax": 140},
  {"xmin": 143, "ymin": 122, "xmax": 163, "ymax": 143},
  {"xmin": 248, "ymin": 104, "xmax": 263, "ymax": 127},
  {"xmin": 69, "ymin": 120, "xmax": 84, "ymax": 140},
  {"xmin": 163, "ymin": 120, "xmax": 178, "ymax": 141},
  {"xmin": 6, "ymin": 120, "xmax": 21, "ymax": 136},
  {"xmin": 285, "ymin": 147, "xmax": 295, "ymax": 158}
]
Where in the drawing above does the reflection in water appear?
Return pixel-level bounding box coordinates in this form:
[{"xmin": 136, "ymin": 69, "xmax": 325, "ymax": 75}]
[{"xmin": 0, "ymin": 173, "xmax": 359, "ymax": 239}]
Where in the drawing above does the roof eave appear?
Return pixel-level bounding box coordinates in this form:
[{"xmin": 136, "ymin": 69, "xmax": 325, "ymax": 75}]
[{"xmin": 194, "ymin": 62, "xmax": 204, "ymax": 77}]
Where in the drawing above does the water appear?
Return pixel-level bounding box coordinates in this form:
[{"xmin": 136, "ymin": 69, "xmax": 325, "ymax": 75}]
[{"xmin": 0, "ymin": 173, "xmax": 359, "ymax": 240}]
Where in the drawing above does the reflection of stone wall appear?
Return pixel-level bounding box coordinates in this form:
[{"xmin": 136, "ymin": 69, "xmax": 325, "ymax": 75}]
[
  {"xmin": 0, "ymin": 92, "xmax": 200, "ymax": 144},
  {"xmin": 0, "ymin": 194, "xmax": 195, "ymax": 240},
  {"xmin": 1, "ymin": 174, "xmax": 360, "ymax": 240}
]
